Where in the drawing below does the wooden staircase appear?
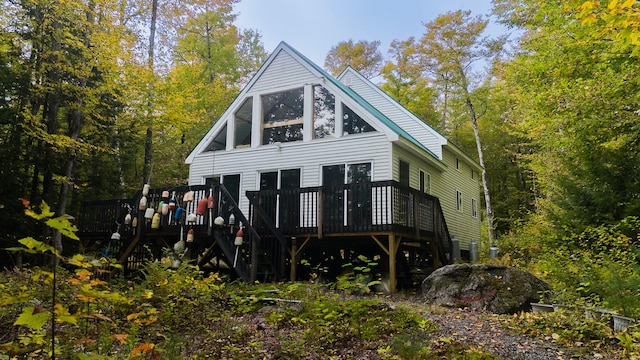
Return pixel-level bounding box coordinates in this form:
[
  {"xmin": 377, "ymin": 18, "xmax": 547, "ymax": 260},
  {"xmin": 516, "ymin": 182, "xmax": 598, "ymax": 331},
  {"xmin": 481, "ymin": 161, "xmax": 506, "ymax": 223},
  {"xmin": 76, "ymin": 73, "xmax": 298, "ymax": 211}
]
[{"xmin": 78, "ymin": 184, "xmax": 287, "ymax": 282}]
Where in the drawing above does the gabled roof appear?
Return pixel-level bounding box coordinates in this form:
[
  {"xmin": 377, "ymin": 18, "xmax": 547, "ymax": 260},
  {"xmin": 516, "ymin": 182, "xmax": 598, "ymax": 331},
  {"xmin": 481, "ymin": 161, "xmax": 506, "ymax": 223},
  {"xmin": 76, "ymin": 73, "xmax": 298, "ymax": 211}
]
[
  {"xmin": 186, "ymin": 42, "xmax": 443, "ymax": 164},
  {"xmin": 337, "ymin": 66, "xmax": 482, "ymax": 171}
]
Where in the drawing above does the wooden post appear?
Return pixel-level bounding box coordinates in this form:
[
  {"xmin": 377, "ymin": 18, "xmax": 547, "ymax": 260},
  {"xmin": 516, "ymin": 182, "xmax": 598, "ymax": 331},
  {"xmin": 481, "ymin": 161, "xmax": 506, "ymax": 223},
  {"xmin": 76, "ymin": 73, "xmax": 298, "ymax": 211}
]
[
  {"xmin": 317, "ymin": 189, "xmax": 323, "ymax": 239},
  {"xmin": 389, "ymin": 234, "xmax": 397, "ymax": 293},
  {"xmin": 290, "ymin": 238, "xmax": 297, "ymax": 281}
]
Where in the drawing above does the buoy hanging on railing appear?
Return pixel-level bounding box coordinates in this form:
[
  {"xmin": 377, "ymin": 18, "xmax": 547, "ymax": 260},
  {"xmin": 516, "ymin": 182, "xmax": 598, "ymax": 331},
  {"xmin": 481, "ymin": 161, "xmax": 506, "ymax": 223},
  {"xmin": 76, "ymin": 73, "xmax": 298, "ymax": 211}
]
[
  {"xmin": 168, "ymin": 192, "xmax": 176, "ymax": 222},
  {"xmin": 161, "ymin": 190, "xmax": 170, "ymax": 200},
  {"xmin": 233, "ymin": 228, "xmax": 244, "ymax": 268},
  {"xmin": 132, "ymin": 217, "xmax": 138, "ymax": 228},
  {"xmin": 229, "ymin": 213, "xmax": 236, "ymax": 234},
  {"xmin": 186, "ymin": 212, "xmax": 197, "ymax": 223},
  {"xmin": 151, "ymin": 212, "xmax": 161, "ymax": 229},
  {"xmin": 144, "ymin": 207, "xmax": 155, "ymax": 220},
  {"xmin": 138, "ymin": 196, "xmax": 147, "ymax": 211},
  {"xmin": 214, "ymin": 216, "xmax": 224, "ymax": 226},
  {"xmin": 174, "ymin": 207, "xmax": 183, "ymax": 224},
  {"xmin": 207, "ymin": 189, "xmax": 215, "ymax": 235},
  {"xmin": 161, "ymin": 202, "xmax": 169, "ymax": 216},
  {"xmin": 196, "ymin": 197, "xmax": 207, "ymax": 216},
  {"xmin": 143, "ymin": 184, "xmax": 150, "ymax": 196},
  {"xmin": 234, "ymin": 228, "xmax": 244, "ymax": 246},
  {"xmin": 186, "ymin": 228, "xmax": 194, "ymax": 243},
  {"xmin": 111, "ymin": 231, "xmax": 121, "ymax": 240},
  {"xmin": 124, "ymin": 213, "xmax": 132, "ymax": 225},
  {"xmin": 183, "ymin": 190, "xmax": 194, "ymax": 203}
]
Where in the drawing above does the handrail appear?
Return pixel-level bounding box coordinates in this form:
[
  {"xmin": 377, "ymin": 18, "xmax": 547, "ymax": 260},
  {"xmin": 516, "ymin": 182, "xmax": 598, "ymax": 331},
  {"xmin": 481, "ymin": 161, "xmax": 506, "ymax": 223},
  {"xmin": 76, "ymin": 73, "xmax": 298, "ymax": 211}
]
[{"xmin": 245, "ymin": 191, "xmax": 289, "ymax": 281}]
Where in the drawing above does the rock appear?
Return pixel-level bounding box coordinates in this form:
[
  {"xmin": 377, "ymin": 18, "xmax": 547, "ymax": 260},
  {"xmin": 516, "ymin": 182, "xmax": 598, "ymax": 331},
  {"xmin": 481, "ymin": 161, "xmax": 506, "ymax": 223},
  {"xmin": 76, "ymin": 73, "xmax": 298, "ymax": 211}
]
[{"xmin": 421, "ymin": 263, "xmax": 552, "ymax": 314}]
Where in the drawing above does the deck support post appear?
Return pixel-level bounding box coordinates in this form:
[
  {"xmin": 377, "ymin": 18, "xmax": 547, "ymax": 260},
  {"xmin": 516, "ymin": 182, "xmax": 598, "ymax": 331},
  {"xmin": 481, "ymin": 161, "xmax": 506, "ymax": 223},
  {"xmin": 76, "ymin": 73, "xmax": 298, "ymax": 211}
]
[
  {"xmin": 290, "ymin": 238, "xmax": 297, "ymax": 281},
  {"xmin": 389, "ymin": 234, "xmax": 397, "ymax": 293}
]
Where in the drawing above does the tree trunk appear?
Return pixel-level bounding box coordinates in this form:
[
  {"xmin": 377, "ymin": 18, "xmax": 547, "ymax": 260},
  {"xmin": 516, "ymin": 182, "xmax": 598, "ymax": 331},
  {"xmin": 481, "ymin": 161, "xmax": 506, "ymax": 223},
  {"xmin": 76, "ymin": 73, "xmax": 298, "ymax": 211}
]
[
  {"xmin": 143, "ymin": 0, "xmax": 158, "ymax": 185},
  {"xmin": 465, "ymin": 98, "xmax": 496, "ymax": 244}
]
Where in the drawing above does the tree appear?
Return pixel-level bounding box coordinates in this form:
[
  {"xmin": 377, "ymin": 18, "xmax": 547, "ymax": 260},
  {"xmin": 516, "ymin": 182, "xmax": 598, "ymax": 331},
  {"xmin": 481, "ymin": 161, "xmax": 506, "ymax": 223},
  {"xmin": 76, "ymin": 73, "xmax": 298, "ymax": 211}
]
[
  {"xmin": 494, "ymin": 0, "xmax": 640, "ymax": 230},
  {"xmin": 578, "ymin": 0, "xmax": 640, "ymax": 55},
  {"xmin": 324, "ymin": 39, "xmax": 383, "ymax": 78},
  {"xmin": 419, "ymin": 10, "xmax": 505, "ymax": 244},
  {"xmin": 380, "ymin": 38, "xmax": 438, "ymax": 126}
]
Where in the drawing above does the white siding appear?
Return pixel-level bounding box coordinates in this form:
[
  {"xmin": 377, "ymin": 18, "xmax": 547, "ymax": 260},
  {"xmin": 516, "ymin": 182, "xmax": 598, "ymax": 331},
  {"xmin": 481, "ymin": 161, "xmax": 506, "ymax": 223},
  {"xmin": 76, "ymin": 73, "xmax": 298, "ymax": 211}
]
[
  {"xmin": 189, "ymin": 133, "xmax": 392, "ymax": 215},
  {"xmin": 249, "ymin": 50, "xmax": 320, "ymax": 94},
  {"xmin": 340, "ymin": 68, "xmax": 445, "ymax": 159}
]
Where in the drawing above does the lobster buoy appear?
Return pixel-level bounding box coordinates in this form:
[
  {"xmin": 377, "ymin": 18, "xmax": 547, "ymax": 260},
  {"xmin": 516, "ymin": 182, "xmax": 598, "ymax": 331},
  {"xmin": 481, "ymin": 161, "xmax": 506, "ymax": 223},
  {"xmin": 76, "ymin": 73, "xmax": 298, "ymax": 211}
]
[
  {"xmin": 161, "ymin": 190, "xmax": 170, "ymax": 200},
  {"xmin": 183, "ymin": 190, "xmax": 194, "ymax": 203},
  {"xmin": 174, "ymin": 207, "xmax": 183, "ymax": 221},
  {"xmin": 214, "ymin": 216, "xmax": 224, "ymax": 226},
  {"xmin": 196, "ymin": 198, "xmax": 207, "ymax": 216},
  {"xmin": 111, "ymin": 231, "xmax": 121, "ymax": 240},
  {"xmin": 234, "ymin": 228, "xmax": 244, "ymax": 246},
  {"xmin": 138, "ymin": 196, "xmax": 148, "ymax": 211},
  {"xmin": 124, "ymin": 213, "xmax": 132, "ymax": 225},
  {"xmin": 142, "ymin": 184, "xmax": 150, "ymax": 196},
  {"xmin": 174, "ymin": 238, "xmax": 186, "ymax": 253},
  {"xmin": 161, "ymin": 202, "xmax": 169, "ymax": 216},
  {"xmin": 132, "ymin": 217, "xmax": 138, "ymax": 228},
  {"xmin": 208, "ymin": 194, "xmax": 214, "ymax": 209},
  {"xmin": 186, "ymin": 229, "xmax": 194, "ymax": 243},
  {"xmin": 151, "ymin": 212, "xmax": 161, "ymax": 229},
  {"xmin": 186, "ymin": 212, "xmax": 197, "ymax": 223},
  {"xmin": 168, "ymin": 198, "xmax": 176, "ymax": 210},
  {"xmin": 144, "ymin": 207, "xmax": 155, "ymax": 220}
]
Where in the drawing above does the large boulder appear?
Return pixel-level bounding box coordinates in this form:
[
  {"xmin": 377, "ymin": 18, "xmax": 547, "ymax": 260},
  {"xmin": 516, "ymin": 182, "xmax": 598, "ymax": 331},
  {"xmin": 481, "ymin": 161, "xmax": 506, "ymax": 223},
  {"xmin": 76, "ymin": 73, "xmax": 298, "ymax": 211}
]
[{"xmin": 421, "ymin": 263, "xmax": 552, "ymax": 314}]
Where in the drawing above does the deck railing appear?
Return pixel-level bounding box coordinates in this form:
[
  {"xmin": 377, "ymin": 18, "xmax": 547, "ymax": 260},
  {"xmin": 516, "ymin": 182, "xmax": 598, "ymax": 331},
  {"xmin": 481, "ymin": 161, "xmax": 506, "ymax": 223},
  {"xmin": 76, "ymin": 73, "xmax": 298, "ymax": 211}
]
[
  {"xmin": 246, "ymin": 180, "xmax": 452, "ymax": 262},
  {"xmin": 79, "ymin": 180, "xmax": 453, "ymax": 277}
]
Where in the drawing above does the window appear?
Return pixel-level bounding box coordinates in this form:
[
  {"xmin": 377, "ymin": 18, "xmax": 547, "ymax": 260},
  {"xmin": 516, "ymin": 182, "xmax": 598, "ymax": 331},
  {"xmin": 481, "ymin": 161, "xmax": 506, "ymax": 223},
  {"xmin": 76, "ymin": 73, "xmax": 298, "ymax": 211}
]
[
  {"xmin": 343, "ymin": 104, "xmax": 375, "ymax": 135},
  {"xmin": 235, "ymin": 97, "xmax": 252, "ymax": 147},
  {"xmin": 262, "ymin": 88, "xmax": 304, "ymax": 144},
  {"xmin": 471, "ymin": 198, "xmax": 478, "ymax": 218},
  {"xmin": 419, "ymin": 170, "xmax": 431, "ymax": 194},
  {"xmin": 456, "ymin": 157, "xmax": 460, "ymax": 170},
  {"xmin": 259, "ymin": 169, "xmax": 301, "ymax": 228},
  {"xmin": 205, "ymin": 174, "xmax": 240, "ymax": 205},
  {"xmin": 222, "ymin": 174, "xmax": 240, "ymax": 204},
  {"xmin": 456, "ymin": 190, "xmax": 463, "ymax": 212},
  {"xmin": 399, "ymin": 160, "xmax": 410, "ymax": 187},
  {"xmin": 314, "ymin": 86, "xmax": 335, "ymax": 138},
  {"xmin": 471, "ymin": 169, "xmax": 475, "ymax": 180},
  {"xmin": 205, "ymin": 124, "xmax": 227, "ymax": 151}
]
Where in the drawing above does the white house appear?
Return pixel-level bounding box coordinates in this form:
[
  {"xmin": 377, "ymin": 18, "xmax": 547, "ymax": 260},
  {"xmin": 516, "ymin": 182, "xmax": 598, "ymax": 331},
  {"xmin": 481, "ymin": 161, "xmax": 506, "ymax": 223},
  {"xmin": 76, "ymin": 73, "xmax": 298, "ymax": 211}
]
[{"xmin": 185, "ymin": 42, "xmax": 482, "ymax": 290}]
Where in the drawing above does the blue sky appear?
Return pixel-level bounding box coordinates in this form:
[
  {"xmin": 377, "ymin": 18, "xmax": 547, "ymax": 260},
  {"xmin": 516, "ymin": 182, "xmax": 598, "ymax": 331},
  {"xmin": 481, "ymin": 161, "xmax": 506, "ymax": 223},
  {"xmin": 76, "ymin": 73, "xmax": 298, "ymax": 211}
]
[{"xmin": 234, "ymin": 0, "xmax": 501, "ymax": 66}]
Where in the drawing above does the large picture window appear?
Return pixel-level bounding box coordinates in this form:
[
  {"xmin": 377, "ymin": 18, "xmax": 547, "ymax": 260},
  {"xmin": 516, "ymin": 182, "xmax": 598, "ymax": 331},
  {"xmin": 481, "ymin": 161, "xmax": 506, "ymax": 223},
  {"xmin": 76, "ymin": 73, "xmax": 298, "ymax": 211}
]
[
  {"xmin": 262, "ymin": 88, "xmax": 304, "ymax": 144},
  {"xmin": 314, "ymin": 85, "xmax": 335, "ymax": 138}
]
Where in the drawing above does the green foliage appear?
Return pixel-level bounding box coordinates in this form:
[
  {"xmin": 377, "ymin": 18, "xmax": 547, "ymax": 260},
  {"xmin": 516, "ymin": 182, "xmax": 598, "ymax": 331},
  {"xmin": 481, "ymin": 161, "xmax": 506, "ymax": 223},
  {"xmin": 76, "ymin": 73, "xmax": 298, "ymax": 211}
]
[
  {"xmin": 505, "ymin": 310, "xmax": 613, "ymax": 355},
  {"xmin": 333, "ymin": 254, "xmax": 383, "ymax": 294}
]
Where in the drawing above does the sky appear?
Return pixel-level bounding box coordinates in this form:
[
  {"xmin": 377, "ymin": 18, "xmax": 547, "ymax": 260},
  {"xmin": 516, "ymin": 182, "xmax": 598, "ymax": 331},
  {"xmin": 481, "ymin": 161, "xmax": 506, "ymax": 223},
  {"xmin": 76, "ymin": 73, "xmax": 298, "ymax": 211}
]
[{"xmin": 234, "ymin": 0, "xmax": 502, "ymax": 67}]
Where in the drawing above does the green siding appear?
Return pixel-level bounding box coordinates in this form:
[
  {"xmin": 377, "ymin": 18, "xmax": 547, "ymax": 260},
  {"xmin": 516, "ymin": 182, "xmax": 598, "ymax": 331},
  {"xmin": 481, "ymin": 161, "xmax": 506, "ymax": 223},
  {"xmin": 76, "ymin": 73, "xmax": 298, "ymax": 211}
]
[{"xmin": 392, "ymin": 144, "xmax": 481, "ymax": 250}]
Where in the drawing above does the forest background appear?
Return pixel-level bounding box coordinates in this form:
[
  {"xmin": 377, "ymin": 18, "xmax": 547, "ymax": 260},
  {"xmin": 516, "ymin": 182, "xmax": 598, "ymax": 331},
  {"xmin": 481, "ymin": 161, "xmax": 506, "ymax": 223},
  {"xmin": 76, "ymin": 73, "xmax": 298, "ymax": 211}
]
[{"xmin": 1, "ymin": 0, "xmax": 640, "ymax": 316}]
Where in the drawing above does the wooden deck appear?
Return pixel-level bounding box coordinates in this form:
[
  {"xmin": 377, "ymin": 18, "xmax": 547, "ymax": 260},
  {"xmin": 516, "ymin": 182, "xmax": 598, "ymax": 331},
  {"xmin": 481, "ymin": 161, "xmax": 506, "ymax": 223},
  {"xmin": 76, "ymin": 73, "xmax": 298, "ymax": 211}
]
[{"xmin": 78, "ymin": 181, "xmax": 452, "ymax": 292}]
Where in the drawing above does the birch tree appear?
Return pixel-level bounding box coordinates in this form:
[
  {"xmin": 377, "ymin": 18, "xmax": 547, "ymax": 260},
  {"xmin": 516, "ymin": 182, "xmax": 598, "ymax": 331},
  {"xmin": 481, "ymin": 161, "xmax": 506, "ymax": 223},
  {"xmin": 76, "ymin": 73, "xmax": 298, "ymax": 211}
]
[{"xmin": 419, "ymin": 10, "xmax": 506, "ymax": 244}]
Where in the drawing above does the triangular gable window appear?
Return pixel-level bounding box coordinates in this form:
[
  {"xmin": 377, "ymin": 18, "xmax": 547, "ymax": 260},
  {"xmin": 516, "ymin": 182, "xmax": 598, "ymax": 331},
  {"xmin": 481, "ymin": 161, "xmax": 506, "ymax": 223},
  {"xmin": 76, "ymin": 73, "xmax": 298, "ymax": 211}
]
[
  {"xmin": 205, "ymin": 124, "xmax": 227, "ymax": 151},
  {"xmin": 343, "ymin": 104, "xmax": 375, "ymax": 135}
]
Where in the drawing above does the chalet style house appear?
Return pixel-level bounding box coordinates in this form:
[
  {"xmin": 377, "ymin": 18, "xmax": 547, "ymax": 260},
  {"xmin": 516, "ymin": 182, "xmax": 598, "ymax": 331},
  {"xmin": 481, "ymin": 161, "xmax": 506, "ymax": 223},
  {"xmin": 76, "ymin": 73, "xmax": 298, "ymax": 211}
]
[{"xmin": 80, "ymin": 42, "xmax": 482, "ymax": 292}]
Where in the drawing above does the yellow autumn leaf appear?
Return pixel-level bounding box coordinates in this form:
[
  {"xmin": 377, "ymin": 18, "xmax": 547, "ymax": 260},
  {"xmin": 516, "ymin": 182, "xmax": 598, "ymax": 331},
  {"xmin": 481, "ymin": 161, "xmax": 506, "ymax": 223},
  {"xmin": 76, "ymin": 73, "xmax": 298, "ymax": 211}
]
[
  {"xmin": 131, "ymin": 342, "xmax": 155, "ymax": 356},
  {"xmin": 156, "ymin": 278, "xmax": 168, "ymax": 286},
  {"xmin": 110, "ymin": 333, "xmax": 129, "ymax": 345}
]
